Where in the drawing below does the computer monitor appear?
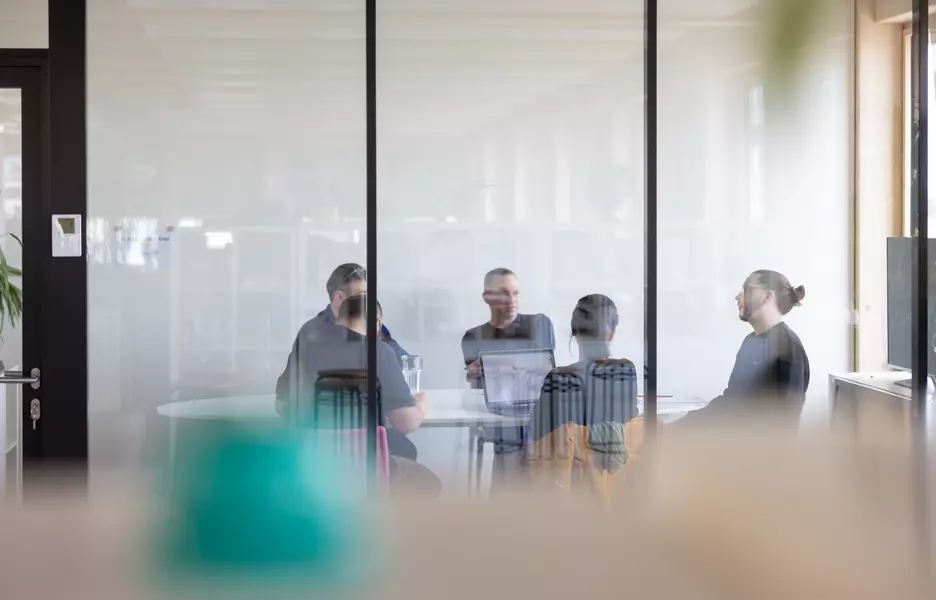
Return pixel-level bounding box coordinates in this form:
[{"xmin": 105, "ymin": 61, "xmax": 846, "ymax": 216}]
[{"xmin": 885, "ymin": 237, "xmax": 936, "ymax": 379}]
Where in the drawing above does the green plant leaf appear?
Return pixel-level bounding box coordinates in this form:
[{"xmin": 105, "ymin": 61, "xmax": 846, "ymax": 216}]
[
  {"xmin": 0, "ymin": 250, "xmax": 8, "ymax": 338},
  {"xmin": 0, "ymin": 233, "xmax": 23, "ymax": 339},
  {"xmin": 8, "ymin": 285, "xmax": 22, "ymax": 331}
]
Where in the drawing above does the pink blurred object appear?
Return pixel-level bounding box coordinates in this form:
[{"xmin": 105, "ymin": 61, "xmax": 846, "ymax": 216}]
[{"xmin": 311, "ymin": 426, "xmax": 390, "ymax": 488}]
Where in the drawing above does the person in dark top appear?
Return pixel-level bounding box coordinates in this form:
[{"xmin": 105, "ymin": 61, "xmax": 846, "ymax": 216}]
[
  {"xmin": 461, "ymin": 268, "xmax": 556, "ymax": 458},
  {"xmin": 676, "ymin": 269, "xmax": 810, "ymax": 429},
  {"xmin": 276, "ymin": 263, "xmax": 409, "ymax": 371},
  {"xmin": 276, "ymin": 295, "xmax": 439, "ymax": 494},
  {"xmin": 461, "ymin": 268, "xmax": 556, "ymax": 387},
  {"xmin": 530, "ymin": 294, "xmax": 638, "ymax": 473}
]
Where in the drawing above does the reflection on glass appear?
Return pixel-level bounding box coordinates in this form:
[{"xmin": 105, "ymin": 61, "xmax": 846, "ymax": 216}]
[
  {"xmin": 87, "ymin": 3, "xmax": 367, "ymax": 478},
  {"xmin": 658, "ymin": 0, "xmax": 852, "ymax": 422},
  {"xmin": 0, "ymin": 88, "xmax": 23, "ymax": 494},
  {"xmin": 377, "ymin": 1, "xmax": 645, "ymax": 494}
]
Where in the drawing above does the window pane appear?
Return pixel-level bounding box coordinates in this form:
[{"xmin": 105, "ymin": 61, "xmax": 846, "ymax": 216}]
[
  {"xmin": 377, "ymin": 0, "xmax": 644, "ymax": 494},
  {"xmin": 0, "ymin": 0, "xmax": 47, "ymax": 49},
  {"xmin": 87, "ymin": 2, "xmax": 366, "ymax": 482},
  {"xmin": 659, "ymin": 0, "xmax": 852, "ymax": 425}
]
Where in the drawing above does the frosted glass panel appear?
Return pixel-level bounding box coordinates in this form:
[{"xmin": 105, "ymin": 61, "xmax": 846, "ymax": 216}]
[
  {"xmin": 0, "ymin": 89, "xmax": 23, "ymax": 494},
  {"xmin": 85, "ymin": 0, "xmax": 855, "ymax": 491},
  {"xmin": 376, "ymin": 1, "xmax": 645, "ymax": 491},
  {"xmin": 377, "ymin": 0, "xmax": 646, "ymax": 384},
  {"xmin": 87, "ymin": 2, "xmax": 366, "ymax": 477},
  {"xmin": 0, "ymin": 0, "xmax": 48, "ymax": 49},
  {"xmin": 658, "ymin": 0, "xmax": 853, "ymax": 418},
  {"xmin": 0, "ymin": 90, "xmax": 23, "ymax": 374}
]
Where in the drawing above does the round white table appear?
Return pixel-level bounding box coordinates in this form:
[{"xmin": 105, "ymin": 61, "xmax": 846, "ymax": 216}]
[
  {"xmin": 157, "ymin": 390, "xmax": 706, "ymax": 494},
  {"xmin": 156, "ymin": 389, "xmax": 705, "ymax": 425},
  {"xmin": 154, "ymin": 389, "xmax": 516, "ymax": 425}
]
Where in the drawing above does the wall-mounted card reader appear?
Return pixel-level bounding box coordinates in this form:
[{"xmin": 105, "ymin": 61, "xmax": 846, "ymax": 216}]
[{"xmin": 52, "ymin": 214, "xmax": 82, "ymax": 257}]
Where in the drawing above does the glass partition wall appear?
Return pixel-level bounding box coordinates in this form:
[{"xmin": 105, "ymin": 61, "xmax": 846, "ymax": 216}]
[
  {"xmin": 375, "ymin": 0, "xmax": 645, "ymax": 492},
  {"xmin": 86, "ymin": 2, "xmax": 368, "ymax": 482},
  {"xmin": 85, "ymin": 0, "xmax": 934, "ymax": 517},
  {"xmin": 657, "ymin": 1, "xmax": 852, "ymax": 419}
]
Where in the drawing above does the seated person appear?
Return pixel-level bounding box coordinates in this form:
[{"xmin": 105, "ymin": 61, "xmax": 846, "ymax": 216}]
[
  {"xmin": 673, "ymin": 269, "xmax": 809, "ymax": 431},
  {"xmin": 462, "ymin": 268, "xmax": 555, "ymax": 385},
  {"xmin": 461, "ymin": 268, "xmax": 555, "ymax": 455},
  {"xmin": 276, "ymin": 295, "xmax": 438, "ymax": 493},
  {"xmin": 528, "ymin": 295, "xmax": 639, "ymax": 495},
  {"xmin": 275, "ymin": 263, "xmax": 408, "ymax": 371}
]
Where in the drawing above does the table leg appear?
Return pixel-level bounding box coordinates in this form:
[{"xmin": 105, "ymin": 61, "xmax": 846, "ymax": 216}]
[
  {"xmin": 168, "ymin": 418, "xmax": 177, "ymax": 483},
  {"xmin": 475, "ymin": 426, "xmax": 485, "ymax": 497},
  {"xmin": 467, "ymin": 425, "xmax": 478, "ymax": 497},
  {"xmin": 828, "ymin": 376, "xmax": 838, "ymax": 431}
]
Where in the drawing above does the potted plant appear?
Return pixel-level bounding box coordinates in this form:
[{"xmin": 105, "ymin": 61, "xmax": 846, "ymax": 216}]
[{"xmin": 0, "ymin": 233, "xmax": 23, "ymax": 374}]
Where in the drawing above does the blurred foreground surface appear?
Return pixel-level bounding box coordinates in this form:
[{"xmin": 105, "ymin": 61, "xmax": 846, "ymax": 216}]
[{"xmin": 1, "ymin": 427, "xmax": 933, "ymax": 600}]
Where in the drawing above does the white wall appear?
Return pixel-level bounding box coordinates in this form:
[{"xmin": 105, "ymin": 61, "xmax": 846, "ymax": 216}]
[
  {"xmin": 0, "ymin": 0, "xmax": 47, "ymax": 49},
  {"xmin": 874, "ymin": 0, "xmax": 924, "ymax": 23},
  {"xmin": 86, "ymin": 0, "xmax": 854, "ymax": 476},
  {"xmin": 658, "ymin": 0, "xmax": 854, "ymax": 416},
  {"xmin": 857, "ymin": 0, "xmax": 904, "ymax": 371}
]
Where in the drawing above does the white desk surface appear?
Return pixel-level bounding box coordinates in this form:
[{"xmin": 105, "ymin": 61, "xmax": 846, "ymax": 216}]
[
  {"xmin": 830, "ymin": 372, "xmax": 913, "ymax": 400},
  {"xmin": 156, "ymin": 389, "xmax": 707, "ymax": 427}
]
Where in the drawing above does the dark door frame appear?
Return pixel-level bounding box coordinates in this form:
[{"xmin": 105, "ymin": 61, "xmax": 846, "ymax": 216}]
[
  {"xmin": 0, "ymin": 0, "xmax": 89, "ymax": 475},
  {"xmin": 0, "ymin": 51, "xmax": 50, "ymax": 472},
  {"xmin": 41, "ymin": 0, "xmax": 89, "ymax": 468}
]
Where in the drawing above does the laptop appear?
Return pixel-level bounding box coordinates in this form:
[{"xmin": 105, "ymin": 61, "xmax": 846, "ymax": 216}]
[{"xmin": 479, "ymin": 348, "xmax": 556, "ymax": 417}]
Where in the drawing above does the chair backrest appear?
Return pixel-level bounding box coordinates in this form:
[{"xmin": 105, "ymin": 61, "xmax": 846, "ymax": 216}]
[
  {"xmin": 530, "ymin": 363, "xmax": 638, "ymax": 501},
  {"xmin": 532, "ymin": 369, "xmax": 585, "ymax": 460},
  {"xmin": 586, "ymin": 359, "xmax": 639, "ymax": 425},
  {"xmin": 297, "ymin": 369, "xmax": 381, "ymax": 429},
  {"xmin": 535, "ymin": 368, "xmax": 586, "ymax": 434},
  {"xmin": 536, "ymin": 361, "xmax": 638, "ymax": 431}
]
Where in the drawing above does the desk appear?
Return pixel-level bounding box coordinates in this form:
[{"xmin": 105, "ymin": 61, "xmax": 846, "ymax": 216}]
[
  {"xmin": 829, "ymin": 372, "xmax": 912, "ymax": 404},
  {"xmin": 829, "ymin": 372, "xmax": 936, "ymax": 438},
  {"xmin": 829, "ymin": 372, "xmax": 936, "ymax": 562},
  {"xmin": 157, "ymin": 391, "xmax": 707, "ymax": 494}
]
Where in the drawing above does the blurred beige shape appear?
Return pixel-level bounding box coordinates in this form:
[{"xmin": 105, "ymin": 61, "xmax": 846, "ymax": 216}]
[{"xmin": 0, "ymin": 429, "xmax": 933, "ymax": 600}]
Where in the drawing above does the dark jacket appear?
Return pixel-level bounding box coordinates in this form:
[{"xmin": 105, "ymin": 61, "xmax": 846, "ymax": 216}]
[{"xmin": 677, "ymin": 321, "xmax": 809, "ymax": 428}]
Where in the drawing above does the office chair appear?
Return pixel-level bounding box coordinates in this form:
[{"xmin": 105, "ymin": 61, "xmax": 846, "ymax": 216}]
[
  {"xmin": 530, "ymin": 362, "xmax": 638, "ymax": 503},
  {"xmin": 588, "ymin": 359, "xmax": 639, "ymax": 426},
  {"xmin": 300, "ymin": 369, "xmax": 390, "ymax": 487}
]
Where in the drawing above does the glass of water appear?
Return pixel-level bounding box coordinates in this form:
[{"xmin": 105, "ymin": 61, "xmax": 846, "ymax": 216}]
[{"xmin": 402, "ymin": 355, "xmax": 423, "ymax": 393}]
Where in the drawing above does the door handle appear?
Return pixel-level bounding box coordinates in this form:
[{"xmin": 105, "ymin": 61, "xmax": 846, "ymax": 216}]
[{"xmin": 0, "ymin": 368, "xmax": 40, "ymax": 389}]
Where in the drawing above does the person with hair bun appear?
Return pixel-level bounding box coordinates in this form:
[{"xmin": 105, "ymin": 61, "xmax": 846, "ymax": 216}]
[
  {"xmin": 528, "ymin": 295, "xmax": 639, "ymax": 489},
  {"xmin": 676, "ymin": 270, "xmax": 810, "ymax": 429}
]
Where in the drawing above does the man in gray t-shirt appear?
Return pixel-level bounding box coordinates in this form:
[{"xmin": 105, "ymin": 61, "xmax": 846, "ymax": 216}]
[
  {"xmin": 461, "ymin": 268, "xmax": 556, "ymax": 387},
  {"xmin": 461, "ymin": 268, "xmax": 556, "ymax": 456}
]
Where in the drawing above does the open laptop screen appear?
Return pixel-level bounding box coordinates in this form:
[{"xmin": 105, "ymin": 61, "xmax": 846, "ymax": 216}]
[{"xmin": 479, "ymin": 349, "xmax": 556, "ymax": 406}]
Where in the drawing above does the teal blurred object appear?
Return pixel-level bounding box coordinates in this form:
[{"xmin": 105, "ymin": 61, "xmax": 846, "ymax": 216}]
[{"xmin": 152, "ymin": 425, "xmax": 378, "ymax": 593}]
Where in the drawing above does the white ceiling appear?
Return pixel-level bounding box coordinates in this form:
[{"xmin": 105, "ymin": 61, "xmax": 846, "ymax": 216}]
[{"xmin": 89, "ymin": 0, "xmax": 762, "ymax": 135}]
